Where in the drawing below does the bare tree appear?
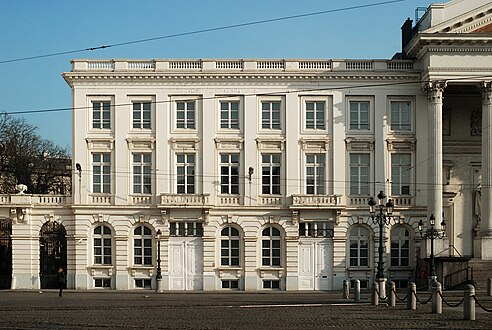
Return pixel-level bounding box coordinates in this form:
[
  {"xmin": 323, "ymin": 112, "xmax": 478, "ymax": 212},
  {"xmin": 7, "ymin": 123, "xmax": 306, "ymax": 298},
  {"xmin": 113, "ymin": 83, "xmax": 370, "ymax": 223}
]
[{"xmin": 0, "ymin": 113, "xmax": 71, "ymax": 194}]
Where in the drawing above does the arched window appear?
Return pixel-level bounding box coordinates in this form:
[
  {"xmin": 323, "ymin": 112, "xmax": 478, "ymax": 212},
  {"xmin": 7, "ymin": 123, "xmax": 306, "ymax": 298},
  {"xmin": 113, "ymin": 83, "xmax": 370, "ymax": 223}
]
[
  {"xmin": 220, "ymin": 227, "xmax": 240, "ymax": 266},
  {"xmin": 391, "ymin": 226, "xmax": 410, "ymax": 267},
  {"xmin": 134, "ymin": 225, "xmax": 153, "ymax": 265},
  {"xmin": 94, "ymin": 225, "xmax": 112, "ymax": 265},
  {"xmin": 262, "ymin": 227, "xmax": 281, "ymax": 267},
  {"xmin": 349, "ymin": 226, "xmax": 369, "ymax": 267}
]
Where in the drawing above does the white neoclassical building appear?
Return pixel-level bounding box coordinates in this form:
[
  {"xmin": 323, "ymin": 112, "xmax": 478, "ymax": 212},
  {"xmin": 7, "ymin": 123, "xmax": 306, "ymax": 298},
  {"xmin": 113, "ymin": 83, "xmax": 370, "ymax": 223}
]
[{"xmin": 1, "ymin": 0, "xmax": 492, "ymax": 291}]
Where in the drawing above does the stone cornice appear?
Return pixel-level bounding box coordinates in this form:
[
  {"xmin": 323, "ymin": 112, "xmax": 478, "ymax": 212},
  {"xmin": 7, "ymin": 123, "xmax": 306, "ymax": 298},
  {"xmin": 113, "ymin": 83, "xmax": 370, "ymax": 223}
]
[
  {"xmin": 63, "ymin": 72, "xmax": 419, "ymax": 87},
  {"xmin": 406, "ymin": 33, "xmax": 492, "ymax": 59}
]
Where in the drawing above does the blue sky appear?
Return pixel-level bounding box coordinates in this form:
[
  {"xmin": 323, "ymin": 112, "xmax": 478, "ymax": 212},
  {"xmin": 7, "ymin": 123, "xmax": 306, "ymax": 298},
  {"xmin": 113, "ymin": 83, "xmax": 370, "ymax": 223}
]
[{"xmin": 0, "ymin": 0, "xmax": 435, "ymax": 150}]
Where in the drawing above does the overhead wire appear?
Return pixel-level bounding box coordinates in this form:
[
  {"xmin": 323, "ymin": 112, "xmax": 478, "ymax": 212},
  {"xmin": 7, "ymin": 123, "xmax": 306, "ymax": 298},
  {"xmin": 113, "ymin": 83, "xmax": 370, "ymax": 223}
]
[{"xmin": 0, "ymin": 0, "xmax": 407, "ymax": 65}]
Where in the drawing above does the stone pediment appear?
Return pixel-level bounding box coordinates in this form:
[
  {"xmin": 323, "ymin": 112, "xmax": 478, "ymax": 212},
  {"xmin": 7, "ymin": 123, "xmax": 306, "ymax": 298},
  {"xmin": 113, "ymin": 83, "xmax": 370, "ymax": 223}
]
[{"xmin": 421, "ymin": 1, "xmax": 492, "ymax": 34}]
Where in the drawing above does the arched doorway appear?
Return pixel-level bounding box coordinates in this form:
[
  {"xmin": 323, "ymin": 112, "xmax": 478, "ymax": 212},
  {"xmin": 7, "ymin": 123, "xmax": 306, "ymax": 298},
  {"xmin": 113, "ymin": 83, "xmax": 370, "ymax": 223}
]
[
  {"xmin": 0, "ymin": 218, "xmax": 12, "ymax": 289},
  {"xmin": 40, "ymin": 221, "xmax": 67, "ymax": 289}
]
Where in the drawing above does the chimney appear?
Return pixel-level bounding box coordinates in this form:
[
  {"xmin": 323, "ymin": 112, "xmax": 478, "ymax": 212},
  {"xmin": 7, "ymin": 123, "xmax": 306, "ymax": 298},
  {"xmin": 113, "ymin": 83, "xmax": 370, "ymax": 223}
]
[{"xmin": 401, "ymin": 18, "xmax": 413, "ymax": 53}]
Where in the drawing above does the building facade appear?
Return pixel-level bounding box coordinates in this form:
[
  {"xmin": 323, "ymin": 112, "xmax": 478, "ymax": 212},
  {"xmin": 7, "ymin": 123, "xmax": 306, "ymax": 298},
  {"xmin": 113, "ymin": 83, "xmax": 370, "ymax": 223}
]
[{"xmin": 1, "ymin": 0, "xmax": 492, "ymax": 291}]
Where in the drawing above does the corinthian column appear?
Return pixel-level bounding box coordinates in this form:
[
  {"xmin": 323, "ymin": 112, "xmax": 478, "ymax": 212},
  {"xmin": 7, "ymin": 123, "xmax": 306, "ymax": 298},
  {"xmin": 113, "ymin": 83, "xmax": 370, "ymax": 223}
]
[
  {"xmin": 425, "ymin": 81, "xmax": 446, "ymax": 229},
  {"xmin": 481, "ymin": 82, "xmax": 492, "ymax": 259}
]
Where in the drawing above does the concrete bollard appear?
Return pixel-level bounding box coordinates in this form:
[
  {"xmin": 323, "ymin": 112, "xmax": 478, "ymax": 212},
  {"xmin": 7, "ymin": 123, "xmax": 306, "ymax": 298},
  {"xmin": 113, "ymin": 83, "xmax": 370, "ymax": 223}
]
[
  {"xmin": 388, "ymin": 281, "xmax": 396, "ymax": 307},
  {"xmin": 10, "ymin": 276, "xmax": 16, "ymax": 290},
  {"xmin": 464, "ymin": 284, "xmax": 476, "ymax": 321},
  {"xmin": 378, "ymin": 278, "xmax": 387, "ymax": 300},
  {"xmin": 354, "ymin": 279, "xmax": 361, "ymax": 302},
  {"xmin": 343, "ymin": 279, "xmax": 350, "ymax": 300},
  {"xmin": 487, "ymin": 278, "xmax": 492, "ymax": 297},
  {"xmin": 432, "ymin": 281, "xmax": 442, "ymax": 314},
  {"xmin": 407, "ymin": 282, "xmax": 416, "ymax": 310},
  {"xmin": 371, "ymin": 281, "xmax": 379, "ymax": 306}
]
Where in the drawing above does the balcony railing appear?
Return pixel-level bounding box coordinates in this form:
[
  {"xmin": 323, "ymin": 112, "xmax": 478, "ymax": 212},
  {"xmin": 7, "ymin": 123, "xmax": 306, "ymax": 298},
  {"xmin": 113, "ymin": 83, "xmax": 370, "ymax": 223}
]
[
  {"xmin": 160, "ymin": 193, "xmax": 210, "ymax": 207},
  {"xmin": 72, "ymin": 59, "xmax": 417, "ymax": 73},
  {"xmin": 0, "ymin": 194, "xmax": 71, "ymax": 206},
  {"xmin": 291, "ymin": 195, "xmax": 341, "ymax": 207}
]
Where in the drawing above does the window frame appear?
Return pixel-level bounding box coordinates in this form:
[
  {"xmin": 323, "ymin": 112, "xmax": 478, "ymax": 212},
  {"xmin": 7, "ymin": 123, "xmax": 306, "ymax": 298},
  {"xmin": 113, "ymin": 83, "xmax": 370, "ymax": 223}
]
[
  {"xmin": 220, "ymin": 226, "xmax": 241, "ymax": 267},
  {"xmin": 390, "ymin": 226, "xmax": 411, "ymax": 268},
  {"xmin": 133, "ymin": 224, "xmax": 154, "ymax": 266},
  {"xmin": 261, "ymin": 226, "xmax": 282, "ymax": 267},
  {"xmin": 305, "ymin": 153, "xmax": 325, "ymax": 195},
  {"xmin": 220, "ymin": 153, "xmax": 240, "ymax": 195},
  {"xmin": 93, "ymin": 224, "xmax": 113, "ymax": 266},
  {"xmin": 132, "ymin": 100, "xmax": 152, "ymax": 130},
  {"xmin": 349, "ymin": 226, "xmax": 370, "ymax": 268},
  {"xmin": 92, "ymin": 100, "xmax": 112, "ymax": 130},
  {"xmin": 259, "ymin": 96, "xmax": 284, "ymax": 132},
  {"xmin": 219, "ymin": 97, "xmax": 241, "ymax": 131},
  {"xmin": 388, "ymin": 98, "xmax": 414, "ymax": 133},
  {"xmin": 347, "ymin": 97, "xmax": 372, "ymax": 132},
  {"xmin": 349, "ymin": 152, "xmax": 371, "ymax": 196},
  {"xmin": 261, "ymin": 153, "xmax": 282, "ymax": 196},
  {"xmin": 176, "ymin": 100, "xmax": 196, "ymax": 130},
  {"xmin": 390, "ymin": 152, "xmax": 412, "ymax": 196},
  {"xmin": 176, "ymin": 153, "xmax": 195, "ymax": 194},
  {"xmin": 132, "ymin": 152, "xmax": 152, "ymax": 195},
  {"xmin": 92, "ymin": 152, "xmax": 111, "ymax": 194}
]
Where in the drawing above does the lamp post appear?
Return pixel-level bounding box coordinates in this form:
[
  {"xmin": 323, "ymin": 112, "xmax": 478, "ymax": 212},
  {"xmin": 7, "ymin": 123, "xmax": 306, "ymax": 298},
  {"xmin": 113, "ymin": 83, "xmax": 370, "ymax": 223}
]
[
  {"xmin": 368, "ymin": 190, "xmax": 394, "ymax": 297},
  {"xmin": 418, "ymin": 214, "xmax": 446, "ymax": 284},
  {"xmin": 155, "ymin": 229, "xmax": 162, "ymax": 293}
]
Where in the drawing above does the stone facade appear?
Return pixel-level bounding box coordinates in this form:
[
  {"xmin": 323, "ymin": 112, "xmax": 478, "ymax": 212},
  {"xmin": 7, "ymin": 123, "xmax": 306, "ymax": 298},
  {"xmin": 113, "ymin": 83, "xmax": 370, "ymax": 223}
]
[{"xmin": 1, "ymin": 0, "xmax": 492, "ymax": 291}]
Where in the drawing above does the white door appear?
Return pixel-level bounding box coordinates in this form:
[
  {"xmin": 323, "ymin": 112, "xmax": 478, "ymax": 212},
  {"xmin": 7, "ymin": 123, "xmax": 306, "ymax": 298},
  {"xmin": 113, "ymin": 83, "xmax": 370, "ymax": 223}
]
[
  {"xmin": 298, "ymin": 240, "xmax": 333, "ymax": 290},
  {"xmin": 169, "ymin": 237, "xmax": 203, "ymax": 290}
]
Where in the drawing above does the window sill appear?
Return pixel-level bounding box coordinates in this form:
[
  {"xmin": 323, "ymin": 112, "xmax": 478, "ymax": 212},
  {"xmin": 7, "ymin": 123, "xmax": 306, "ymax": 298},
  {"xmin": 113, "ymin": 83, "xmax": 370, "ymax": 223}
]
[
  {"xmin": 128, "ymin": 266, "xmax": 155, "ymax": 277},
  {"xmin": 88, "ymin": 265, "xmax": 114, "ymax": 276}
]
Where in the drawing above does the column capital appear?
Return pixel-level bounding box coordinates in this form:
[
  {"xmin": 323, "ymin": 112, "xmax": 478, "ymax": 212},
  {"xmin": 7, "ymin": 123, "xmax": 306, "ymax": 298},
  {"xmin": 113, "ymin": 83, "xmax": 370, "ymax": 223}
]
[{"xmin": 424, "ymin": 81, "xmax": 447, "ymax": 101}]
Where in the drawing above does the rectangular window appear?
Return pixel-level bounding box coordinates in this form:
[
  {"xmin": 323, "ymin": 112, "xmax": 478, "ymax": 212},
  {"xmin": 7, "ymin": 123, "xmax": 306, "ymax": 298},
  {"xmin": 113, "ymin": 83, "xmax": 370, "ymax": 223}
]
[
  {"xmin": 263, "ymin": 280, "xmax": 280, "ymax": 289},
  {"xmin": 261, "ymin": 101, "xmax": 281, "ymax": 130},
  {"xmin": 92, "ymin": 101, "xmax": 111, "ymax": 129},
  {"xmin": 220, "ymin": 154, "xmax": 240, "ymax": 195},
  {"xmin": 220, "ymin": 101, "xmax": 239, "ymax": 129},
  {"xmin": 298, "ymin": 222, "xmax": 334, "ymax": 238},
  {"xmin": 176, "ymin": 101, "xmax": 196, "ymax": 129},
  {"xmin": 135, "ymin": 279, "xmax": 152, "ymax": 289},
  {"xmin": 390, "ymin": 100, "xmax": 411, "ymax": 131},
  {"xmin": 94, "ymin": 278, "xmax": 111, "ymax": 288},
  {"xmin": 221, "ymin": 280, "xmax": 239, "ymax": 289},
  {"xmin": 169, "ymin": 222, "xmax": 203, "ymax": 237},
  {"xmin": 306, "ymin": 154, "xmax": 325, "ymax": 195},
  {"xmin": 391, "ymin": 153, "xmax": 411, "ymax": 195},
  {"xmin": 349, "ymin": 101, "xmax": 370, "ymax": 130},
  {"xmin": 305, "ymin": 101, "xmax": 325, "ymax": 130},
  {"xmin": 176, "ymin": 153, "xmax": 195, "ymax": 194},
  {"xmin": 349, "ymin": 153, "xmax": 370, "ymax": 195},
  {"xmin": 133, "ymin": 153, "xmax": 152, "ymax": 194},
  {"xmin": 132, "ymin": 101, "xmax": 151, "ymax": 129},
  {"xmin": 93, "ymin": 153, "xmax": 111, "ymax": 194},
  {"xmin": 261, "ymin": 154, "xmax": 281, "ymax": 195}
]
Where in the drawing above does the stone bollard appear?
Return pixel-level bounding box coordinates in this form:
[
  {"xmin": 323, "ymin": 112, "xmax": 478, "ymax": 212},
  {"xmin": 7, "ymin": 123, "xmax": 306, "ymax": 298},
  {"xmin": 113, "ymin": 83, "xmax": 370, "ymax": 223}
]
[
  {"xmin": 407, "ymin": 282, "xmax": 416, "ymax": 310},
  {"xmin": 488, "ymin": 278, "xmax": 492, "ymax": 297},
  {"xmin": 10, "ymin": 276, "xmax": 16, "ymax": 290},
  {"xmin": 343, "ymin": 279, "xmax": 350, "ymax": 300},
  {"xmin": 464, "ymin": 284, "xmax": 476, "ymax": 321},
  {"xmin": 378, "ymin": 278, "xmax": 387, "ymax": 299},
  {"xmin": 431, "ymin": 281, "xmax": 442, "ymax": 314},
  {"xmin": 371, "ymin": 281, "xmax": 379, "ymax": 306},
  {"xmin": 354, "ymin": 279, "xmax": 361, "ymax": 302},
  {"xmin": 388, "ymin": 281, "xmax": 396, "ymax": 307}
]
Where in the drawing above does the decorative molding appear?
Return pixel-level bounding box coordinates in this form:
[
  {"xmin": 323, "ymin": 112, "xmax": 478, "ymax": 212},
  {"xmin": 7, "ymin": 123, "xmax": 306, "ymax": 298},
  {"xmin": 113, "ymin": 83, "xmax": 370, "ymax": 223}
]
[
  {"xmin": 169, "ymin": 137, "xmax": 200, "ymax": 151},
  {"xmin": 126, "ymin": 137, "xmax": 155, "ymax": 150},
  {"xmin": 214, "ymin": 137, "xmax": 244, "ymax": 151},
  {"xmin": 345, "ymin": 137, "xmax": 374, "ymax": 151},
  {"xmin": 299, "ymin": 137, "xmax": 330, "ymax": 152},
  {"xmin": 256, "ymin": 137, "xmax": 285, "ymax": 151},
  {"xmin": 86, "ymin": 138, "xmax": 114, "ymax": 150},
  {"xmin": 386, "ymin": 138, "xmax": 416, "ymax": 151}
]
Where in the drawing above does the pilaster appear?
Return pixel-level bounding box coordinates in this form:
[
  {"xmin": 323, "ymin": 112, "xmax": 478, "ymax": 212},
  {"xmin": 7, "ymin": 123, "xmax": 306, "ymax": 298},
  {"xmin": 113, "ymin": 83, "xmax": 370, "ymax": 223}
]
[{"xmin": 481, "ymin": 82, "xmax": 492, "ymax": 259}]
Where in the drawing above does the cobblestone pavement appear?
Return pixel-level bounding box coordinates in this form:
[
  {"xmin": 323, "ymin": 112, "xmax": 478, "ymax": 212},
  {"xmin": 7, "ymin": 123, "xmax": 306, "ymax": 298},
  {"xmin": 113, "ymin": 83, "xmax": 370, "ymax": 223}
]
[{"xmin": 1, "ymin": 290, "xmax": 492, "ymax": 329}]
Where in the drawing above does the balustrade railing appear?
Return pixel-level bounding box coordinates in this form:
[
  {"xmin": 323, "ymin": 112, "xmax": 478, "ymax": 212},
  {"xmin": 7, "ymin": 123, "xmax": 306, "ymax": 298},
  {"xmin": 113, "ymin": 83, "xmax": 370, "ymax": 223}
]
[{"xmin": 160, "ymin": 193, "xmax": 209, "ymax": 206}]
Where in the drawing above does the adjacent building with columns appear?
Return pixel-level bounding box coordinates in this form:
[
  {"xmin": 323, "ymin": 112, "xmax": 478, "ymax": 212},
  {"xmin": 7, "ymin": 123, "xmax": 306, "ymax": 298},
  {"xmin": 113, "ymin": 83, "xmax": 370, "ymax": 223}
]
[{"xmin": 1, "ymin": 0, "xmax": 492, "ymax": 291}]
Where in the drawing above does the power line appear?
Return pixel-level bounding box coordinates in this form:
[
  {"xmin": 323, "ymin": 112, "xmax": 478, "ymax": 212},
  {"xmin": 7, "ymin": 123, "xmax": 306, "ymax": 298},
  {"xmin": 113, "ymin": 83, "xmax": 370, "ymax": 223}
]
[{"xmin": 0, "ymin": 0, "xmax": 407, "ymax": 65}]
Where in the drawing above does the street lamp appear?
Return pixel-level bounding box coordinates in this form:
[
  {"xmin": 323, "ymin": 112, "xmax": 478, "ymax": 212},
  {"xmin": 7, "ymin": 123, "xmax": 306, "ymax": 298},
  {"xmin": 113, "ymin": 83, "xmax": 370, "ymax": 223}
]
[
  {"xmin": 368, "ymin": 190, "xmax": 394, "ymax": 296},
  {"xmin": 418, "ymin": 214, "xmax": 446, "ymax": 284},
  {"xmin": 155, "ymin": 229, "xmax": 162, "ymax": 292}
]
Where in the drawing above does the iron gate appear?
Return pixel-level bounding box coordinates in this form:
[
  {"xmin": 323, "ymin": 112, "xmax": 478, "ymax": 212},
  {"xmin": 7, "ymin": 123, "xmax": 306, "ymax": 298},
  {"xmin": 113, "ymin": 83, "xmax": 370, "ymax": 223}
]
[
  {"xmin": 40, "ymin": 221, "xmax": 67, "ymax": 289},
  {"xmin": 0, "ymin": 219, "xmax": 12, "ymax": 289}
]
